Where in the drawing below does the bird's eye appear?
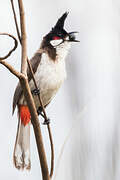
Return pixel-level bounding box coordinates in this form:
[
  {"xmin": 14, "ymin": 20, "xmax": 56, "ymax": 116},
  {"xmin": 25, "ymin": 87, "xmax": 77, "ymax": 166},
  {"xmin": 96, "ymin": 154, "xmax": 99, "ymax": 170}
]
[{"xmin": 53, "ymin": 36, "xmax": 61, "ymax": 40}]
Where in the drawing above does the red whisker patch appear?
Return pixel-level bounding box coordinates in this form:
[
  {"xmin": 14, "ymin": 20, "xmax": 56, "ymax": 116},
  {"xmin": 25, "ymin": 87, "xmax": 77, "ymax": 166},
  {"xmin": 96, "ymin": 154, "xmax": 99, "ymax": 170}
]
[{"xmin": 53, "ymin": 36, "xmax": 61, "ymax": 40}]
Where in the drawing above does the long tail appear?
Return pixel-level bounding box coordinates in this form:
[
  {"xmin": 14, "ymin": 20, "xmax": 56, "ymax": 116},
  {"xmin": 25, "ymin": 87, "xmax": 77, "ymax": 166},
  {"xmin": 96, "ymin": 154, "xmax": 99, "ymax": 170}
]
[{"xmin": 13, "ymin": 105, "xmax": 31, "ymax": 170}]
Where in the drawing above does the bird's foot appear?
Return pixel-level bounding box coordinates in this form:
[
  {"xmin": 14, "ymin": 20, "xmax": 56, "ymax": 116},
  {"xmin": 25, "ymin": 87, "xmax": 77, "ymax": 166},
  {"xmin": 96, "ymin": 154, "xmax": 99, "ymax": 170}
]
[
  {"xmin": 43, "ymin": 118, "xmax": 50, "ymax": 125},
  {"xmin": 37, "ymin": 107, "xmax": 50, "ymax": 125},
  {"xmin": 31, "ymin": 88, "xmax": 40, "ymax": 95},
  {"xmin": 37, "ymin": 107, "xmax": 43, "ymax": 116}
]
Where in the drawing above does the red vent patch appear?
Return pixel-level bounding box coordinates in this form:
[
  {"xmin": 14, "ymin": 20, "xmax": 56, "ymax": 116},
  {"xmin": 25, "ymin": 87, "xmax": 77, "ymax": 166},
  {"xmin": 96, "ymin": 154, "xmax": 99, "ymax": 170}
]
[{"xmin": 19, "ymin": 105, "xmax": 31, "ymax": 126}]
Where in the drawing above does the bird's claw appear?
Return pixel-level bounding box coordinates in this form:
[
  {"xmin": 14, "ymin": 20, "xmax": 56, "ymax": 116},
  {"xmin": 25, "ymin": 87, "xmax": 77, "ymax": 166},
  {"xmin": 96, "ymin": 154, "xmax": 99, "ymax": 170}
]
[
  {"xmin": 37, "ymin": 107, "xmax": 43, "ymax": 115},
  {"xmin": 37, "ymin": 107, "xmax": 50, "ymax": 125},
  {"xmin": 31, "ymin": 88, "xmax": 40, "ymax": 95},
  {"xmin": 43, "ymin": 118, "xmax": 50, "ymax": 125}
]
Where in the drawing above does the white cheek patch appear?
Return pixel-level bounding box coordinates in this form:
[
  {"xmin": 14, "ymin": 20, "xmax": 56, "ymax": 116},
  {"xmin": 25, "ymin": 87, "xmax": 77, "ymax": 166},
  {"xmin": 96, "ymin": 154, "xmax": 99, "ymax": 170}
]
[{"xmin": 50, "ymin": 39, "xmax": 63, "ymax": 47}]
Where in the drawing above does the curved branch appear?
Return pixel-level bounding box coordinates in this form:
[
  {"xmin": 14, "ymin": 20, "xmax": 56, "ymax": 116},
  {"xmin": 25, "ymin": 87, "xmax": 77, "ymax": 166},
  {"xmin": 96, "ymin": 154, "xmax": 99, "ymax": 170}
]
[
  {"xmin": 0, "ymin": 61, "xmax": 21, "ymax": 78},
  {"xmin": 0, "ymin": 33, "xmax": 18, "ymax": 61},
  {"xmin": 48, "ymin": 124, "xmax": 54, "ymax": 177}
]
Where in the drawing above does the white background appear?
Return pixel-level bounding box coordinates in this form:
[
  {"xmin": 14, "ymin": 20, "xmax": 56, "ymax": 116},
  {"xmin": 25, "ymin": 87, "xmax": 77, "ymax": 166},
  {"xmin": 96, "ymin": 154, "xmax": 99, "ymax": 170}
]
[{"xmin": 0, "ymin": 0, "xmax": 120, "ymax": 180}]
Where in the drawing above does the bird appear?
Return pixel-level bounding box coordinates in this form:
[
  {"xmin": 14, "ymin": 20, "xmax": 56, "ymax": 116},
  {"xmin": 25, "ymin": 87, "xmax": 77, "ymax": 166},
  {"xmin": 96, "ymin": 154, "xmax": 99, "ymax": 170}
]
[{"xmin": 12, "ymin": 12, "xmax": 79, "ymax": 170}]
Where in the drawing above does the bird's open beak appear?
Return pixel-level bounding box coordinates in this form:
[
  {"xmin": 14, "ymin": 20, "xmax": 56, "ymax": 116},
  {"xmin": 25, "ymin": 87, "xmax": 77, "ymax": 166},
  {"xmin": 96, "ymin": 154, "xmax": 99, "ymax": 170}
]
[{"xmin": 68, "ymin": 32, "xmax": 80, "ymax": 42}]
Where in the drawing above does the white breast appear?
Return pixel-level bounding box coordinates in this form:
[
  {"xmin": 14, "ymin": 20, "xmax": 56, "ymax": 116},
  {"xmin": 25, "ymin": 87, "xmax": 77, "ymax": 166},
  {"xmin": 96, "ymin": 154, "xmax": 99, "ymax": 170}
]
[
  {"xmin": 29, "ymin": 52, "xmax": 67, "ymax": 107},
  {"xmin": 19, "ymin": 41, "xmax": 71, "ymax": 107}
]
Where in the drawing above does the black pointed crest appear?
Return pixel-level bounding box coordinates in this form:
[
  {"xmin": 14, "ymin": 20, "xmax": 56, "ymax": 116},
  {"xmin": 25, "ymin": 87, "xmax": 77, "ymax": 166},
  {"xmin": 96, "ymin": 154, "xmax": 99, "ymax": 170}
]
[{"xmin": 54, "ymin": 12, "xmax": 69, "ymax": 30}]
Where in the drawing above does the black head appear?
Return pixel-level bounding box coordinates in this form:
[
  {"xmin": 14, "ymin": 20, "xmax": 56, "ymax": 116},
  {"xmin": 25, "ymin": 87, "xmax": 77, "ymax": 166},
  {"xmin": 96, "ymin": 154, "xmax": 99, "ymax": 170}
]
[{"xmin": 42, "ymin": 12, "xmax": 79, "ymax": 48}]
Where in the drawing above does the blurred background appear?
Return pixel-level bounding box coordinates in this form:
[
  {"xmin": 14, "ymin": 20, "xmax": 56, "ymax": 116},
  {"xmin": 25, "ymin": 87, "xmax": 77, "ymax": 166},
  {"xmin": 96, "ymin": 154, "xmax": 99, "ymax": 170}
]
[{"xmin": 0, "ymin": 0, "xmax": 120, "ymax": 179}]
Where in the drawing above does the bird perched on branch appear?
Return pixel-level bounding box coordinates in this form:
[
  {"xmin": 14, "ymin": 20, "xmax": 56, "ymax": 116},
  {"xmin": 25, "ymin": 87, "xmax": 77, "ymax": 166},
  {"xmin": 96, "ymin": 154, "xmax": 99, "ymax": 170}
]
[{"xmin": 12, "ymin": 12, "xmax": 79, "ymax": 170}]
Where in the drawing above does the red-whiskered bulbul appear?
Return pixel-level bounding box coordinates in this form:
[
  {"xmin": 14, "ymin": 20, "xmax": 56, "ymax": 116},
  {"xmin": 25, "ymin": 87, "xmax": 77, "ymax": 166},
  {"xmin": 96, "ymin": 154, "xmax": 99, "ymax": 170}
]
[{"xmin": 12, "ymin": 12, "xmax": 79, "ymax": 170}]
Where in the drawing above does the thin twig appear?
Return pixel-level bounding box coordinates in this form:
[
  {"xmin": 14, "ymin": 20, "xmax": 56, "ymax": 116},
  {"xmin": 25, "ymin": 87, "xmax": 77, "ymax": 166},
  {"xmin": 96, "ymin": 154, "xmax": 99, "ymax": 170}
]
[
  {"xmin": 0, "ymin": 33, "xmax": 18, "ymax": 60},
  {"xmin": 27, "ymin": 59, "xmax": 54, "ymax": 177},
  {"xmin": 48, "ymin": 124, "xmax": 54, "ymax": 177},
  {"xmin": 10, "ymin": 0, "xmax": 54, "ymax": 177},
  {"xmin": 0, "ymin": 60, "xmax": 21, "ymax": 78},
  {"xmin": 11, "ymin": 0, "xmax": 21, "ymax": 43}
]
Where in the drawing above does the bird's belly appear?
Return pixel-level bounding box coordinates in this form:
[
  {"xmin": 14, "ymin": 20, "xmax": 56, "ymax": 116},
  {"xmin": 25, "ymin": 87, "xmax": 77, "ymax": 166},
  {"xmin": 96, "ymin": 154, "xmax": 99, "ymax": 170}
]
[
  {"xmin": 32, "ymin": 78, "xmax": 63, "ymax": 108},
  {"xmin": 19, "ymin": 80, "xmax": 61, "ymax": 108},
  {"xmin": 19, "ymin": 53, "xmax": 66, "ymax": 108},
  {"xmin": 29, "ymin": 60, "xmax": 66, "ymax": 108}
]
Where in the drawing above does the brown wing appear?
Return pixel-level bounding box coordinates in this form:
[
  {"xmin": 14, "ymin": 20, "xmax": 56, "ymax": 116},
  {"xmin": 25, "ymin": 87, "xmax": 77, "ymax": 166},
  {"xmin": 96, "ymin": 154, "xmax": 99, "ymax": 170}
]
[{"xmin": 12, "ymin": 52, "xmax": 42, "ymax": 114}]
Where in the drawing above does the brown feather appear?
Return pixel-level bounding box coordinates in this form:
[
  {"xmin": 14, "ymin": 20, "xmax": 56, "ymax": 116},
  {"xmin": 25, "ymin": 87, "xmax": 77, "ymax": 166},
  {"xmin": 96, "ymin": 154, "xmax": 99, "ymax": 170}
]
[{"xmin": 12, "ymin": 52, "xmax": 42, "ymax": 114}]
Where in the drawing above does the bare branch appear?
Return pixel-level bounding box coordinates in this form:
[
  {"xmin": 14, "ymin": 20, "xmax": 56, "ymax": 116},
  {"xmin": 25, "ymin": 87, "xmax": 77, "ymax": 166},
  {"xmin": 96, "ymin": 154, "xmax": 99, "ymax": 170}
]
[
  {"xmin": 48, "ymin": 124, "xmax": 54, "ymax": 177},
  {"xmin": 0, "ymin": 57, "xmax": 50, "ymax": 180},
  {"xmin": 19, "ymin": 76, "xmax": 50, "ymax": 180},
  {"xmin": 0, "ymin": 58, "xmax": 50, "ymax": 180},
  {"xmin": 11, "ymin": 0, "xmax": 21, "ymax": 43},
  {"xmin": 0, "ymin": 60, "xmax": 21, "ymax": 78},
  {"xmin": 27, "ymin": 57, "xmax": 54, "ymax": 177},
  {"xmin": 11, "ymin": 0, "xmax": 54, "ymax": 177},
  {"xmin": 0, "ymin": 33, "xmax": 18, "ymax": 60},
  {"xmin": 18, "ymin": 0, "xmax": 27, "ymax": 75},
  {"xmin": 0, "ymin": 0, "xmax": 54, "ymax": 179},
  {"xmin": 17, "ymin": 0, "xmax": 50, "ymax": 179}
]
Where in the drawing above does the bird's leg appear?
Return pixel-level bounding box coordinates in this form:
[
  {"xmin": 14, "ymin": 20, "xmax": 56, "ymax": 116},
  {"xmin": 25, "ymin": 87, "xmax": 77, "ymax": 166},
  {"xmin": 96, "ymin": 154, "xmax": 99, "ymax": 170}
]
[
  {"xmin": 37, "ymin": 106, "xmax": 50, "ymax": 125},
  {"xmin": 31, "ymin": 90, "xmax": 50, "ymax": 124},
  {"xmin": 31, "ymin": 88, "xmax": 40, "ymax": 96}
]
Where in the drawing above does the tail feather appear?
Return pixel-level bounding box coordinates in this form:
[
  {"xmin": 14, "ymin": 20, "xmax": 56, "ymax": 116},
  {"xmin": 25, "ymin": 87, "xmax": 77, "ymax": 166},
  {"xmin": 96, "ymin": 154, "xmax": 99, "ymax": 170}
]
[{"xmin": 13, "ymin": 106, "xmax": 31, "ymax": 170}]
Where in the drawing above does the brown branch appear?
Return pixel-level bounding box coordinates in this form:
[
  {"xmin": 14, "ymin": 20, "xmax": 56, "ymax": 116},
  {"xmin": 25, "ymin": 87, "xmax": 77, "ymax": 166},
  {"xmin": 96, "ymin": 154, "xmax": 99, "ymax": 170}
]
[
  {"xmin": 0, "ymin": 61, "xmax": 21, "ymax": 78},
  {"xmin": 18, "ymin": 0, "xmax": 27, "ymax": 76},
  {"xmin": 0, "ymin": 58, "xmax": 50, "ymax": 180},
  {"xmin": 48, "ymin": 124, "xmax": 54, "ymax": 177},
  {"xmin": 11, "ymin": 0, "xmax": 22, "ymax": 43},
  {"xmin": 19, "ymin": 76, "xmax": 50, "ymax": 180},
  {"xmin": 27, "ymin": 59, "xmax": 54, "ymax": 174},
  {"xmin": 27, "ymin": 59, "xmax": 54, "ymax": 177},
  {"xmin": 10, "ymin": 0, "xmax": 54, "ymax": 177},
  {"xmin": 17, "ymin": 0, "xmax": 50, "ymax": 180},
  {"xmin": 0, "ymin": 33, "xmax": 18, "ymax": 60},
  {"xmin": 0, "ymin": 1, "xmax": 53, "ymax": 179}
]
